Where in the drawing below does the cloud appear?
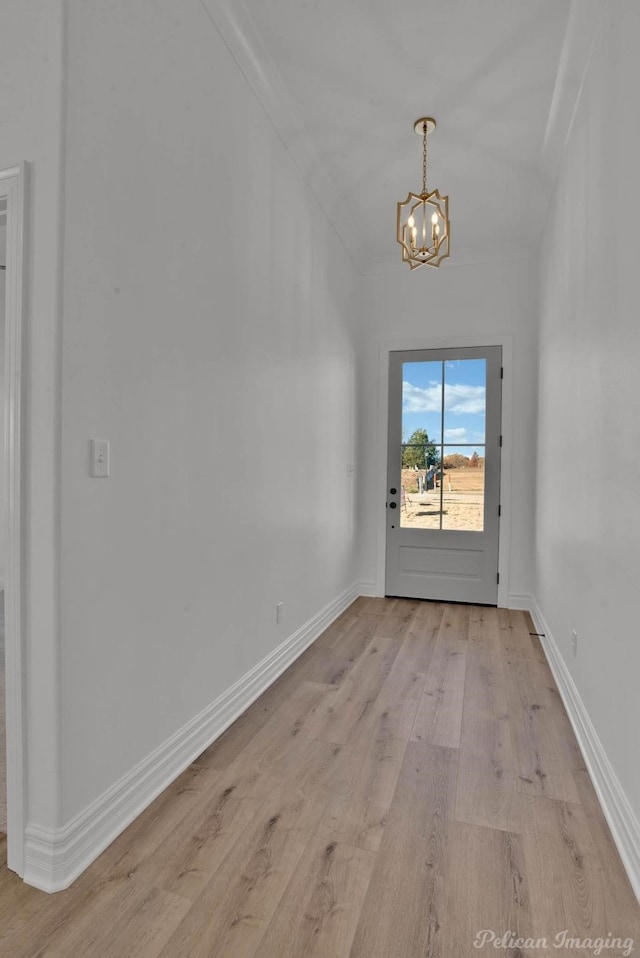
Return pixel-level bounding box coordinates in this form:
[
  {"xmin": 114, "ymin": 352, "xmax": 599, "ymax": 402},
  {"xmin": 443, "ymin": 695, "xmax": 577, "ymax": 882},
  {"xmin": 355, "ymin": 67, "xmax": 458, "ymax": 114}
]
[
  {"xmin": 402, "ymin": 381, "xmax": 441, "ymax": 412},
  {"xmin": 444, "ymin": 427, "xmax": 467, "ymax": 441},
  {"xmin": 444, "ymin": 383, "xmax": 486, "ymax": 414},
  {"xmin": 402, "ymin": 380, "xmax": 486, "ymax": 415}
]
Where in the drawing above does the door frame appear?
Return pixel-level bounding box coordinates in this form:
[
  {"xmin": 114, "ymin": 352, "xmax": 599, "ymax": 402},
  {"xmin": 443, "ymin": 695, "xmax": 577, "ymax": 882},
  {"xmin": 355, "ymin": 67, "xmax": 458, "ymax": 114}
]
[
  {"xmin": 375, "ymin": 333, "xmax": 513, "ymax": 607},
  {"xmin": 1, "ymin": 163, "xmax": 27, "ymax": 876}
]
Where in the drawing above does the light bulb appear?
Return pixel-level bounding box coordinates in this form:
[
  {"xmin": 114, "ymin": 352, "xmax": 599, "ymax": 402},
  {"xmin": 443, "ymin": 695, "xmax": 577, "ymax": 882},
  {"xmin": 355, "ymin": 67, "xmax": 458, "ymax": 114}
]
[
  {"xmin": 431, "ymin": 212, "xmax": 438, "ymax": 225},
  {"xmin": 408, "ymin": 215, "xmax": 415, "ymax": 228}
]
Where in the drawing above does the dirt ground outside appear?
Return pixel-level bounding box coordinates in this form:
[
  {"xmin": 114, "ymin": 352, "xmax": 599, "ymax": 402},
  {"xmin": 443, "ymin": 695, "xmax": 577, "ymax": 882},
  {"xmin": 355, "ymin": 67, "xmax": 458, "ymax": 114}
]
[{"xmin": 400, "ymin": 466, "xmax": 485, "ymax": 531}]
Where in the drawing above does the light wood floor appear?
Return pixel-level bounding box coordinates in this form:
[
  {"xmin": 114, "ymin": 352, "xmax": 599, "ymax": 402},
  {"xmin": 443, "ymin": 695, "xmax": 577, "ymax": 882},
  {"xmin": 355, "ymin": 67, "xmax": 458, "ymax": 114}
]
[{"xmin": 1, "ymin": 598, "xmax": 638, "ymax": 956}]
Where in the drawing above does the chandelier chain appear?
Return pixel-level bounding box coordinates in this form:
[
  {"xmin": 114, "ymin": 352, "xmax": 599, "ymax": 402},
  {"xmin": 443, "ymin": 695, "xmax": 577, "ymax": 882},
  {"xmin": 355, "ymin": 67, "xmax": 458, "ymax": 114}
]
[{"xmin": 422, "ymin": 121, "xmax": 428, "ymax": 194}]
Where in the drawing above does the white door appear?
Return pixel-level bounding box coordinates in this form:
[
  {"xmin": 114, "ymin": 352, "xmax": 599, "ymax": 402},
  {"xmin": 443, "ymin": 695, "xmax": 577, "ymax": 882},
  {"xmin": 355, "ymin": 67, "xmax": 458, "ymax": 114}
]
[{"xmin": 385, "ymin": 346, "xmax": 502, "ymax": 604}]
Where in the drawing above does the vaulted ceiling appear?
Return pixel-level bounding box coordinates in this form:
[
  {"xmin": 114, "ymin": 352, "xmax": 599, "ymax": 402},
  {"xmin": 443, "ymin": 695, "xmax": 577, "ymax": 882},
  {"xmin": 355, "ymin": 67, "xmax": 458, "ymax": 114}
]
[{"xmin": 207, "ymin": 0, "xmax": 602, "ymax": 272}]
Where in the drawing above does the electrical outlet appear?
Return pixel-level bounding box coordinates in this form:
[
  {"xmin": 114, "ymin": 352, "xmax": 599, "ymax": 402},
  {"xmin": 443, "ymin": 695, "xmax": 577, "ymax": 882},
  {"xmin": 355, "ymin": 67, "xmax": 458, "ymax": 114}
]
[
  {"xmin": 276, "ymin": 602, "xmax": 284, "ymax": 624},
  {"xmin": 571, "ymin": 629, "xmax": 578, "ymax": 656}
]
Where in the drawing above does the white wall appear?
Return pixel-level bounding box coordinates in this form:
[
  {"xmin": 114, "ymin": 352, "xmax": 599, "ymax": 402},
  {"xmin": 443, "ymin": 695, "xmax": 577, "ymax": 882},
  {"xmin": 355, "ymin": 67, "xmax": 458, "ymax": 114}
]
[
  {"xmin": 58, "ymin": 0, "xmax": 359, "ymax": 821},
  {"xmin": 536, "ymin": 2, "xmax": 640, "ymax": 819},
  {"xmin": 357, "ymin": 258, "xmax": 538, "ymax": 601}
]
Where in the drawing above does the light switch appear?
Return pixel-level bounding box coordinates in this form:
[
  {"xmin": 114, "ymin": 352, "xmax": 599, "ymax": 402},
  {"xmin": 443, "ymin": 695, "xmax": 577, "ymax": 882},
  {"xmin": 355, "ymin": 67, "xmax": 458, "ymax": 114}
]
[{"xmin": 90, "ymin": 439, "xmax": 110, "ymax": 478}]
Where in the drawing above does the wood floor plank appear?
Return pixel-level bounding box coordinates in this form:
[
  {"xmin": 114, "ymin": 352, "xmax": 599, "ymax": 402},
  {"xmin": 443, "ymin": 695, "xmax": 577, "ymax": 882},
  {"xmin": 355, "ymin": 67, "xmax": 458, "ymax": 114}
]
[
  {"xmin": 358, "ymin": 662, "xmax": 428, "ymax": 744},
  {"xmin": 349, "ymin": 742, "xmax": 458, "ymax": 958},
  {"xmin": 304, "ymin": 613, "xmax": 386, "ymax": 687},
  {"xmin": 456, "ymin": 649, "xmax": 520, "ymax": 832},
  {"xmin": 442, "ymin": 822, "xmax": 533, "ymax": 955},
  {"xmin": 498, "ymin": 607, "xmax": 547, "ymax": 664},
  {"xmin": 255, "ymin": 835, "xmax": 375, "ymax": 958},
  {"xmin": 526, "ymin": 659, "xmax": 587, "ymax": 772},
  {"xmin": 212, "ymin": 731, "xmax": 347, "ymax": 813},
  {"xmin": 76, "ymin": 888, "xmax": 191, "ymax": 958},
  {"xmin": 194, "ymin": 670, "xmax": 318, "ymax": 771},
  {"xmin": 392, "ymin": 600, "xmax": 443, "ymax": 673},
  {"xmin": 302, "ymin": 636, "xmax": 402, "ymax": 745},
  {"xmin": 501, "ymin": 653, "xmax": 582, "ymax": 804},
  {"xmin": 207, "ymin": 680, "xmax": 338, "ymax": 797},
  {"xmin": 410, "ymin": 604, "xmax": 469, "ymax": 749},
  {"xmin": 352, "ymin": 596, "xmax": 398, "ymax": 616},
  {"xmin": 373, "ymin": 598, "xmax": 422, "ymax": 641},
  {"xmin": 310, "ymin": 606, "xmax": 361, "ymax": 650},
  {"xmin": 155, "ymin": 793, "xmax": 261, "ymax": 901},
  {"xmin": 468, "ymin": 604, "xmax": 501, "ymax": 655},
  {"xmin": 521, "ymin": 793, "xmax": 611, "ymax": 951},
  {"xmin": 14, "ymin": 870, "xmax": 146, "ymax": 958},
  {"xmin": 155, "ymin": 792, "xmax": 315, "ymax": 958},
  {"xmin": 240, "ymin": 733, "xmax": 347, "ymax": 809},
  {"xmin": 316, "ymin": 668, "xmax": 427, "ymax": 851}
]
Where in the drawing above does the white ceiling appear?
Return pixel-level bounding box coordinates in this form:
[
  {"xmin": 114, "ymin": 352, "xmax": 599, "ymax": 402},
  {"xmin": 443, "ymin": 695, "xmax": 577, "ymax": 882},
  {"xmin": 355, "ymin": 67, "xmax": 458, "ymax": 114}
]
[{"xmin": 208, "ymin": 0, "xmax": 603, "ymax": 272}]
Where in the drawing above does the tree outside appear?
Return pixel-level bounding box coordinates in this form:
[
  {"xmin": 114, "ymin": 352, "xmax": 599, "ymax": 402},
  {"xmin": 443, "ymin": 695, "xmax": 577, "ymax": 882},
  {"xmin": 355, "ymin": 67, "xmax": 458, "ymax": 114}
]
[{"xmin": 401, "ymin": 428, "xmax": 439, "ymax": 468}]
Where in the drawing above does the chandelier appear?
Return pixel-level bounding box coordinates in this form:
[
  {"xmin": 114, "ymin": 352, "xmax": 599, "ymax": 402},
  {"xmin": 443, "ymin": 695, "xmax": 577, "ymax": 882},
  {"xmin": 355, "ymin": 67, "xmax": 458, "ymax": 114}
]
[{"xmin": 397, "ymin": 117, "xmax": 450, "ymax": 269}]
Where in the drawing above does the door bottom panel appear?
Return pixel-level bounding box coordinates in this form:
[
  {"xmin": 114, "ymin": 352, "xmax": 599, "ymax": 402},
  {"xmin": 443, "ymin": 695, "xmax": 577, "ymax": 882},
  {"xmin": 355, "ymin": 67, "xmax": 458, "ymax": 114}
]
[{"xmin": 399, "ymin": 544, "xmax": 483, "ymax": 578}]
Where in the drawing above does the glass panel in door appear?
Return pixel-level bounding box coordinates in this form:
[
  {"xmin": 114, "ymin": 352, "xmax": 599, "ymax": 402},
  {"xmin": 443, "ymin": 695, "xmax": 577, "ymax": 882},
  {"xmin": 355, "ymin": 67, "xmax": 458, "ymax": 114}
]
[
  {"xmin": 399, "ymin": 357, "xmax": 488, "ymax": 532},
  {"xmin": 400, "ymin": 360, "xmax": 442, "ymax": 529}
]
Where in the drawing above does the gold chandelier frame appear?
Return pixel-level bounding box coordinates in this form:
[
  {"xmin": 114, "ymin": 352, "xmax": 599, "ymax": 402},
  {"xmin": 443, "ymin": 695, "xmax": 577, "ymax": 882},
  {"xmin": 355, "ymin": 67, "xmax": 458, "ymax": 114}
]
[{"xmin": 397, "ymin": 117, "xmax": 451, "ymax": 269}]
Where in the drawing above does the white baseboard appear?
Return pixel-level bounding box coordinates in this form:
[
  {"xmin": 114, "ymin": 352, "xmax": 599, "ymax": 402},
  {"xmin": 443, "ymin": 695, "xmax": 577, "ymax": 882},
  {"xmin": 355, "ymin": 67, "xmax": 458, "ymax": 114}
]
[
  {"xmin": 357, "ymin": 580, "xmax": 377, "ymax": 597},
  {"xmin": 23, "ymin": 581, "xmax": 361, "ymax": 893},
  {"xmin": 528, "ymin": 598, "xmax": 640, "ymax": 902},
  {"xmin": 506, "ymin": 592, "xmax": 535, "ymax": 611}
]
